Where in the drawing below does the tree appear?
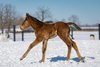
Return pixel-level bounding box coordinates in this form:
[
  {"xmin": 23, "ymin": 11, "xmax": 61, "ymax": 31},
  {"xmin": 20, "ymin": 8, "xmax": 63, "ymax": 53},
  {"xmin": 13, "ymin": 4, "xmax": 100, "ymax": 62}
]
[
  {"xmin": 0, "ymin": 4, "xmax": 19, "ymax": 38},
  {"xmin": 35, "ymin": 7, "xmax": 52, "ymax": 22},
  {"xmin": 0, "ymin": 4, "xmax": 4, "ymax": 34},
  {"xmin": 68, "ymin": 15, "xmax": 80, "ymax": 25},
  {"xmin": 4, "ymin": 4, "xmax": 17, "ymax": 34}
]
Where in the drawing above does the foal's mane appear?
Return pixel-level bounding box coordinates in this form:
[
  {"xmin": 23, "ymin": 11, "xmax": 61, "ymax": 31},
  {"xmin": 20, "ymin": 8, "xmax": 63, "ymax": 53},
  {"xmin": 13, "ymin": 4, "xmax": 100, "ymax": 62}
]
[{"xmin": 27, "ymin": 13, "xmax": 44, "ymax": 26}]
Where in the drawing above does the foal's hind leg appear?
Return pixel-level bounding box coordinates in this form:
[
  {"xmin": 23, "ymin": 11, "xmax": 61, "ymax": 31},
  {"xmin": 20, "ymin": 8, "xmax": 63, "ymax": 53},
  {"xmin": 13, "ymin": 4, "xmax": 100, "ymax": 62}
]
[
  {"xmin": 20, "ymin": 38, "xmax": 42, "ymax": 61},
  {"xmin": 58, "ymin": 31, "xmax": 83, "ymax": 62},
  {"xmin": 63, "ymin": 37, "xmax": 73, "ymax": 61},
  {"xmin": 58, "ymin": 33, "xmax": 72, "ymax": 61},
  {"xmin": 65, "ymin": 36, "xmax": 84, "ymax": 62},
  {"xmin": 71, "ymin": 41, "xmax": 84, "ymax": 62}
]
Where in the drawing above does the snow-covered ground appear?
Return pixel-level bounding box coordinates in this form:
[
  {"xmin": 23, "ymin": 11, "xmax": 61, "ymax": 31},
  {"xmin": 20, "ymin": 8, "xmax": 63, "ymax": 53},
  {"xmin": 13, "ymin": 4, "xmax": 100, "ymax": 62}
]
[{"xmin": 0, "ymin": 31, "xmax": 100, "ymax": 67}]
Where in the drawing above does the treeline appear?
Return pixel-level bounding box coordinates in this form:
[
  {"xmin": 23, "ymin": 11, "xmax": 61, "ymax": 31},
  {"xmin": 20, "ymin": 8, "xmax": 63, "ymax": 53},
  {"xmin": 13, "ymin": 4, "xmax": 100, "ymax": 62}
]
[{"xmin": 0, "ymin": 4, "xmax": 23, "ymax": 34}]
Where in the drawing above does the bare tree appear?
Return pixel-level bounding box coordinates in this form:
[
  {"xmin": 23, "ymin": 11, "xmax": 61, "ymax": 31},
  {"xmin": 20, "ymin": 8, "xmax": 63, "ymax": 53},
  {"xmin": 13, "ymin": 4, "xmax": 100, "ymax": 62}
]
[
  {"xmin": 35, "ymin": 7, "xmax": 52, "ymax": 22},
  {"xmin": 0, "ymin": 4, "xmax": 19, "ymax": 38},
  {"xmin": 0, "ymin": 4, "xmax": 4, "ymax": 34},
  {"xmin": 4, "ymin": 4, "xmax": 16, "ymax": 33},
  {"xmin": 13, "ymin": 17, "xmax": 24, "ymax": 25},
  {"xmin": 68, "ymin": 15, "xmax": 80, "ymax": 25}
]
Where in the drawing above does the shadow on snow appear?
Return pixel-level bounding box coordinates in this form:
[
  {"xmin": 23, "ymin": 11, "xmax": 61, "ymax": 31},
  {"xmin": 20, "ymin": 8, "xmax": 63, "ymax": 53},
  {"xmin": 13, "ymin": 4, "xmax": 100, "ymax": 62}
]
[{"xmin": 47, "ymin": 56, "xmax": 95, "ymax": 62}]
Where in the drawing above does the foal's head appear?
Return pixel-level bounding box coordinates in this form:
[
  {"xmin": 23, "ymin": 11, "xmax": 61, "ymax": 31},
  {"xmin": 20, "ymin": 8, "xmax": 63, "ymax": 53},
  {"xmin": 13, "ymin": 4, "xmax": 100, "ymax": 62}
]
[
  {"xmin": 20, "ymin": 13, "xmax": 44, "ymax": 30},
  {"xmin": 20, "ymin": 13, "xmax": 31, "ymax": 30}
]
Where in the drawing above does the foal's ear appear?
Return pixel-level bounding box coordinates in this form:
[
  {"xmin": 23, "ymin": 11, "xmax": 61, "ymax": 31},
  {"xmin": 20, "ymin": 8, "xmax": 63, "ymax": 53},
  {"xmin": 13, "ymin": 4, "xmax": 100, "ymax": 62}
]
[{"xmin": 26, "ymin": 13, "xmax": 30, "ymax": 17}]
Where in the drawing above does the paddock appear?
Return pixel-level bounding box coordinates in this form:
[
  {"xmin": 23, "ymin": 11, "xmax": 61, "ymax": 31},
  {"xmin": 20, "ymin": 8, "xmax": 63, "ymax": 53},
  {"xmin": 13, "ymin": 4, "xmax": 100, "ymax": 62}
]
[{"xmin": 0, "ymin": 31, "xmax": 100, "ymax": 67}]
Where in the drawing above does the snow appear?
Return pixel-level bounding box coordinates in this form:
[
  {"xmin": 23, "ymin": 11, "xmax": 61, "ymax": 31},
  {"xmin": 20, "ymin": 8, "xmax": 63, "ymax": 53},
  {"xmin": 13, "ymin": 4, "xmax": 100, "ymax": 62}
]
[
  {"xmin": 0, "ymin": 34, "xmax": 10, "ymax": 42},
  {"xmin": 0, "ymin": 31, "xmax": 100, "ymax": 67}
]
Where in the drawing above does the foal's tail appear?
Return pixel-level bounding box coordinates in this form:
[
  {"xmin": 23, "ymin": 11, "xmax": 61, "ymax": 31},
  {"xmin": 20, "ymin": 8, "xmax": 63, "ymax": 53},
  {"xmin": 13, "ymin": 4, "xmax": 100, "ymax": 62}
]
[
  {"xmin": 67, "ymin": 22, "xmax": 81, "ymax": 30},
  {"xmin": 67, "ymin": 22, "xmax": 74, "ymax": 25}
]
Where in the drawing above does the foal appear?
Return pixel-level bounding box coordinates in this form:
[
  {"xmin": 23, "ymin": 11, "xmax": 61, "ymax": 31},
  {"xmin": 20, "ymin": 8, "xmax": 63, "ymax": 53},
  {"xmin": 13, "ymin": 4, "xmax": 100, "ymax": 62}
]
[{"xmin": 20, "ymin": 13, "xmax": 83, "ymax": 62}]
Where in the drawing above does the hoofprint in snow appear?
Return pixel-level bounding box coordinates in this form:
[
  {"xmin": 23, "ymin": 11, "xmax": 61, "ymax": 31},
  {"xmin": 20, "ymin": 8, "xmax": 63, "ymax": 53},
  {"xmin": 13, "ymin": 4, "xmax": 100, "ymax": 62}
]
[{"xmin": 0, "ymin": 32, "xmax": 100, "ymax": 67}]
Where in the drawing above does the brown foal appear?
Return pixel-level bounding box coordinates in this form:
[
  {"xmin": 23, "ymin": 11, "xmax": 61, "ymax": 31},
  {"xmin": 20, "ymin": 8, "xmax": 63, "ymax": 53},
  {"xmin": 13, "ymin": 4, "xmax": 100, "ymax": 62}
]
[{"xmin": 20, "ymin": 13, "xmax": 83, "ymax": 62}]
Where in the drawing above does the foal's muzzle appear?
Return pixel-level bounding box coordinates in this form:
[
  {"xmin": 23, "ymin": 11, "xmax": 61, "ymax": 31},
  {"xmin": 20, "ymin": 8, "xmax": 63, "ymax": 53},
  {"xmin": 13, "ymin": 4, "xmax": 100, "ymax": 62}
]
[{"xmin": 20, "ymin": 26, "xmax": 24, "ymax": 30}]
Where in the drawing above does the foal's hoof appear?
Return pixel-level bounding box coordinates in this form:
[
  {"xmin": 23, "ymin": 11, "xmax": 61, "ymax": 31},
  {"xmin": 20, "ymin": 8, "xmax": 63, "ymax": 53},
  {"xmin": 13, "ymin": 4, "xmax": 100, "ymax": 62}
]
[
  {"xmin": 79, "ymin": 57, "xmax": 85, "ymax": 63},
  {"xmin": 80, "ymin": 59, "xmax": 85, "ymax": 63},
  {"xmin": 66, "ymin": 57, "xmax": 70, "ymax": 61},
  {"xmin": 20, "ymin": 58, "xmax": 22, "ymax": 61},
  {"xmin": 39, "ymin": 60, "xmax": 44, "ymax": 63},
  {"xmin": 20, "ymin": 57, "xmax": 23, "ymax": 61}
]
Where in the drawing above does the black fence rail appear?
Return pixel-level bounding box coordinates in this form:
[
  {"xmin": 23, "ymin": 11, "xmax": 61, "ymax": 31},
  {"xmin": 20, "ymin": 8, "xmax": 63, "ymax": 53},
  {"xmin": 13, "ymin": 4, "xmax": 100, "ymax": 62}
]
[{"xmin": 12, "ymin": 24, "xmax": 100, "ymax": 41}]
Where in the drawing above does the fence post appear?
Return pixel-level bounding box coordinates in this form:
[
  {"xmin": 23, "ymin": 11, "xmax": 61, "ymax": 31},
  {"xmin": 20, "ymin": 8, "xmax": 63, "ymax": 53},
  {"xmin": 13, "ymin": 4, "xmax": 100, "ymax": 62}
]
[
  {"xmin": 13, "ymin": 25, "xmax": 16, "ymax": 41},
  {"xmin": 71, "ymin": 28, "xmax": 74, "ymax": 39},
  {"xmin": 99, "ymin": 24, "xmax": 100, "ymax": 40},
  {"xmin": 22, "ymin": 31, "xmax": 24, "ymax": 41}
]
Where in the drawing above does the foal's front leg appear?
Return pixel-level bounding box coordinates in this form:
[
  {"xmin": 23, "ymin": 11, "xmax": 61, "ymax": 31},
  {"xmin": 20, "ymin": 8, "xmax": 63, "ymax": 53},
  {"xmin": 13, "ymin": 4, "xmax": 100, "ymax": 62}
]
[
  {"xmin": 40, "ymin": 39, "xmax": 48, "ymax": 63},
  {"xmin": 20, "ymin": 38, "xmax": 41, "ymax": 61}
]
